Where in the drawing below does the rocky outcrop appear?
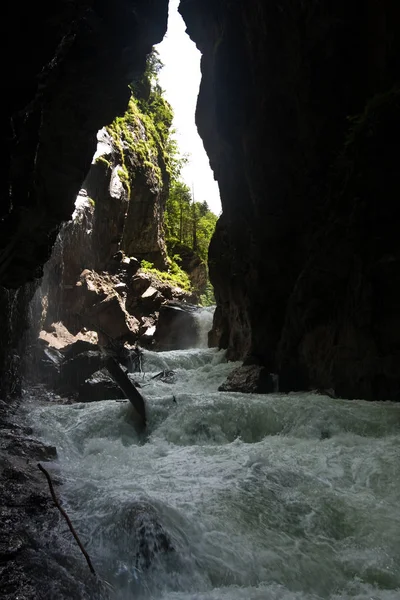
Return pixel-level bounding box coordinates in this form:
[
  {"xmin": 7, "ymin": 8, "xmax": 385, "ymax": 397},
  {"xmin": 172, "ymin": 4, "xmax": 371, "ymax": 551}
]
[
  {"xmin": 181, "ymin": 0, "xmax": 400, "ymax": 399},
  {"xmin": 40, "ymin": 262, "xmax": 194, "ymax": 350},
  {"xmin": 218, "ymin": 364, "xmax": 274, "ymax": 394},
  {"xmin": 0, "ymin": 398, "xmax": 107, "ymax": 599}
]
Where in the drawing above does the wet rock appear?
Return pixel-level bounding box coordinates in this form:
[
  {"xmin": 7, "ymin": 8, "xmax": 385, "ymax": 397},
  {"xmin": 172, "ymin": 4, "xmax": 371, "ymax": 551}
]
[
  {"xmin": 59, "ymin": 350, "xmax": 105, "ymax": 393},
  {"xmin": 218, "ymin": 364, "xmax": 274, "ymax": 393},
  {"xmin": 154, "ymin": 304, "xmax": 198, "ymax": 350},
  {"xmin": 61, "ymin": 339, "xmax": 98, "ymax": 361},
  {"xmin": 129, "ymin": 502, "xmax": 174, "ymax": 570},
  {"xmin": 78, "ymin": 370, "xmax": 122, "ymax": 402},
  {"xmin": 0, "ymin": 399, "xmax": 108, "ymax": 599}
]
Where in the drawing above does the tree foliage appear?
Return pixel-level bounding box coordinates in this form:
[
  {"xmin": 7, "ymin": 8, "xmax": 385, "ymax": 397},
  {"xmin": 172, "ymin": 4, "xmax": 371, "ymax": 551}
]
[{"xmin": 164, "ymin": 181, "xmax": 218, "ymax": 263}]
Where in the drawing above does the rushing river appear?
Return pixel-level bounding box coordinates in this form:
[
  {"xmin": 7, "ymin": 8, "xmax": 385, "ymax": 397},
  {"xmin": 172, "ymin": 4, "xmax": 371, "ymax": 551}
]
[{"xmin": 31, "ymin": 312, "xmax": 400, "ymax": 600}]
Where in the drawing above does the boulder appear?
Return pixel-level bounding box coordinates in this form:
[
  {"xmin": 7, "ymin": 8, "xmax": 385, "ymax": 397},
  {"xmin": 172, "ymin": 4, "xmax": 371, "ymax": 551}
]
[
  {"xmin": 30, "ymin": 340, "xmax": 64, "ymax": 385},
  {"xmin": 78, "ymin": 370, "xmax": 123, "ymax": 402},
  {"xmin": 126, "ymin": 273, "xmax": 153, "ymax": 308},
  {"xmin": 61, "ymin": 339, "xmax": 98, "ymax": 361},
  {"xmin": 108, "ymin": 252, "xmax": 141, "ymax": 278},
  {"xmin": 138, "ymin": 286, "xmax": 163, "ymax": 313},
  {"xmin": 59, "ymin": 350, "xmax": 105, "ymax": 393},
  {"xmin": 154, "ymin": 304, "xmax": 198, "ymax": 350},
  {"xmin": 218, "ymin": 364, "xmax": 275, "ymax": 393},
  {"xmin": 129, "ymin": 502, "xmax": 174, "ymax": 571},
  {"xmin": 87, "ymin": 294, "xmax": 140, "ymax": 344}
]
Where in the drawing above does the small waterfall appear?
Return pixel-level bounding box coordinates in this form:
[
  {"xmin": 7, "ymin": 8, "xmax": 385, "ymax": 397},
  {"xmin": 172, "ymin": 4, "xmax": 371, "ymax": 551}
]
[{"xmin": 193, "ymin": 305, "xmax": 215, "ymax": 348}]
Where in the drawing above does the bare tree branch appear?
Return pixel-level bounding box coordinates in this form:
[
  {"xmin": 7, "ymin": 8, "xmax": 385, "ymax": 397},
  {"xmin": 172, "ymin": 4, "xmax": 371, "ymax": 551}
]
[{"xmin": 38, "ymin": 463, "xmax": 96, "ymax": 576}]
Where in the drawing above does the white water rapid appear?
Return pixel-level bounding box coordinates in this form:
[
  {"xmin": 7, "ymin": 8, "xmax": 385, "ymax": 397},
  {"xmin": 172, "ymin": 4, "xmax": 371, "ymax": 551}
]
[
  {"xmin": 193, "ymin": 306, "xmax": 215, "ymax": 348},
  {"xmin": 31, "ymin": 318, "xmax": 400, "ymax": 600}
]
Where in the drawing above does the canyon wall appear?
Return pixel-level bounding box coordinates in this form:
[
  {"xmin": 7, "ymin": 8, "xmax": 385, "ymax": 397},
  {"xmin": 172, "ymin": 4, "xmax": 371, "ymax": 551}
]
[
  {"xmin": 1, "ymin": 0, "xmax": 169, "ymax": 398},
  {"xmin": 2, "ymin": 0, "xmax": 400, "ymax": 400},
  {"xmin": 180, "ymin": 0, "xmax": 400, "ymax": 399}
]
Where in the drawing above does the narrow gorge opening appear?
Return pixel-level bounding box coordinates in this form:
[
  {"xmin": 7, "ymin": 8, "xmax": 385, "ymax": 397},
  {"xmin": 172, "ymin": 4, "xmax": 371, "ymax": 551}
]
[
  {"xmin": 31, "ymin": 0, "xmax": 220, "ymax": 360},
  {"xmin": 2, "ymin": 1, "xmax": 400, "ymax": 599}
]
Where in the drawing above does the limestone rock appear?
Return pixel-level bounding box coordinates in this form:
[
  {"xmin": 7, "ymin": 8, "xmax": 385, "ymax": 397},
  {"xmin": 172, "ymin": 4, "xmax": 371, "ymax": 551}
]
[
  {"xmin": 218, "ymin": 365, "xmax": 274, "ymax": 393},
  {"xmin": 128, "ymin": 272, "xmax": 153, "ymax": 300}
]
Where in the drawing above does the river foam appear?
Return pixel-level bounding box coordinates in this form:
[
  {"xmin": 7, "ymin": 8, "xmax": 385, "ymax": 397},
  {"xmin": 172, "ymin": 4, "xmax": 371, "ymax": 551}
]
[{"xmin": 31, "ymin": 346, "xmax": 400, "ymax": 599}]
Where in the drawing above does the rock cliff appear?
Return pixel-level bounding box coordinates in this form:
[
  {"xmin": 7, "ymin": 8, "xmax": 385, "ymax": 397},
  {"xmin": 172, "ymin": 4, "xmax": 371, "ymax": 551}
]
[{"xmin": 180, "ymin": 0, "xmax": 400, "ymax": 399}]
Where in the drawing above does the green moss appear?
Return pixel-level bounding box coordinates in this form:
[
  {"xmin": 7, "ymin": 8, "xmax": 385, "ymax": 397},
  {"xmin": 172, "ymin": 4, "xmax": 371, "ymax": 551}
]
[
  {"xmin": 116, "ymin": 165, "xmax": 131, "ymax": 196},
  {"xmin": 140, "ymin": 258, "xmax": 192, "ymax": 292},
  {"xmin": 106, "ymin": 93, "xmax": 174, "ymax": 190},
  {"xmin": 95, "ymin": 155, "xmax": 111, "ymax": 169}
]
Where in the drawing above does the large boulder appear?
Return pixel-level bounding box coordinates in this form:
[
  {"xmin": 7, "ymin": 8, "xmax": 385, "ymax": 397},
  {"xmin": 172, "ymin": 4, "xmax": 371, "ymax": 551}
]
[
  {"xmin": 154, "ymin": 304, "xmax": 198, "ymax": 350},
  {"xmin": 78, "ymin": 370, "xmax": 123, "ymax": 402},
  {"xmin": 87, "ymin": 294, "xmax": 140, "ymax": 345},
  {"xmin": 218, "ymin": 364, "xmax": 275, "ymax": 393}
]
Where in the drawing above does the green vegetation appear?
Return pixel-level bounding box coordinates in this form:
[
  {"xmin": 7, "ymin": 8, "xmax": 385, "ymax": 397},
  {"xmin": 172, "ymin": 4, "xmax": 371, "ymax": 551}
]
[
  {"xmin": 140, "ymin": 259, "xmax": 192, "ymax": 292},
  {"xmin": 199, "ymin": 281, "xmax": 216, "ymax": 307},
  {"xmin": 164, "ymin": 181, "xmax": 218, "ymax": 263},
  {"xmin": 106, "ymin": 48, "xmax": 218, "ymax": 301},
  {"xmin": 105, "ymin": 49, "xmax": 175, "ymax": 189}
]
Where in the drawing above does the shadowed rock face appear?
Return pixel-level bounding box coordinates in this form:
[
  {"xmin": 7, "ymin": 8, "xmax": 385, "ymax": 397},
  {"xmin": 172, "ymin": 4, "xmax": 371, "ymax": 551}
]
[
  {"xmin": 180, "ymin": 0, "xmax": 400, "ymax": 399},
  {"xmin": 2, "ymin": 0, "xmax": 169, "ymax": 290},
  {"xmin": 1, "ymin": 0, "xmax": 168, "ymax": 399}
]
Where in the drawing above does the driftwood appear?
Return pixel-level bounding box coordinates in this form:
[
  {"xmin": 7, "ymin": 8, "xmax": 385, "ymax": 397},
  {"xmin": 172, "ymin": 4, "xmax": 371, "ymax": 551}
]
[
  {"xmin": 151, "ymin": 369, "xmax": 175, "ymax": 381},
  {"xmin": 38, "ymin": 463, "xmax": 96, "ymax": 576},
  {"xmin": 105, "ymin": 357, "xmax": 146, "ymax": 431}
]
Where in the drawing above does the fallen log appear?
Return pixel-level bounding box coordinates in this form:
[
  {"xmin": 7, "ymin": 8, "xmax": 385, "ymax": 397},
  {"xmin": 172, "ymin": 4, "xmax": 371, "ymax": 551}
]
[{"xmin": 105, "ymin": 357, "xmax": 146, "ymax": 432}]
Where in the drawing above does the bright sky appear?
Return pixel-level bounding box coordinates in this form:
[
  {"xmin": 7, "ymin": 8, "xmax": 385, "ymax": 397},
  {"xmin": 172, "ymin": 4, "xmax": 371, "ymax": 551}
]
[{"xmin": 155, "ymin": 0, "xmax": 221, "ymax": 215}]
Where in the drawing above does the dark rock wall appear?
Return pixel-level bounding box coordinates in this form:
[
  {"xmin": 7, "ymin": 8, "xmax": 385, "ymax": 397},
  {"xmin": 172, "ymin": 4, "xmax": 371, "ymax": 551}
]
[
  {"xmin": 1, "ymin": 0, "xmax": 169, "ymax": 398},
  {"xmin": 180, "ymin": 0, "xmax": 400, "ymax": 399},
  {"xmin": 0, "ymin": 285, "xmax": 37, "ymax": 399},
  {"xmin": 2, "ymin": 0, "xmax": 168, "ymax": 289}
]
